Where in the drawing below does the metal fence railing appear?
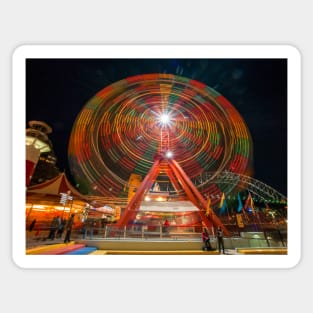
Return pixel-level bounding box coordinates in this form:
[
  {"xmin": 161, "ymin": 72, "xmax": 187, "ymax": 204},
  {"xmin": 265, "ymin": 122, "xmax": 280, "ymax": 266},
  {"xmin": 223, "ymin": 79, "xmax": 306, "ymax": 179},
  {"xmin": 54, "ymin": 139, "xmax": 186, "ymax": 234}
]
[{"xmin": 26, "ymin": 223, "xmax": 287, "ymax": 250}]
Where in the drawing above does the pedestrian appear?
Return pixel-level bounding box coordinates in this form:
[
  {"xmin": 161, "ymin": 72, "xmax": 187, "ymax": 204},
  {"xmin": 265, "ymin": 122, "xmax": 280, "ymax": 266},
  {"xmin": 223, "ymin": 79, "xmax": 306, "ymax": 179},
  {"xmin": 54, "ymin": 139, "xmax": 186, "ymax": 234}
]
[
  {"xmin": 163, "ymin": 219, "xmax": 170, "ymax": 234},
  {"xmin": 47, "ymin": 216, "xmax": 60, "ymax": 240},
  {"xmin": 82, "ymin": 221, "xmax": 87, "ymax": 239},
  {"xmin": 217, "ymin": 226, "xmax": 225, "ymax": 254},
  {"xmin": 29, "ymin": 218, "xmax": 36, "ymax": 232},
  {"xmin": 202, "ymin": 228, "xmax": 212, "ymax": 251},
  {"xmin": 85, "ymin": 219, "xmax": 95, "ymax": 239},
  {"xmin": 64, "ymin": 214, "xmax": 75, "ymax": 243},
  {"xmin": 56, "ymin": 218, "xmax": 66, "ymax": 238}
]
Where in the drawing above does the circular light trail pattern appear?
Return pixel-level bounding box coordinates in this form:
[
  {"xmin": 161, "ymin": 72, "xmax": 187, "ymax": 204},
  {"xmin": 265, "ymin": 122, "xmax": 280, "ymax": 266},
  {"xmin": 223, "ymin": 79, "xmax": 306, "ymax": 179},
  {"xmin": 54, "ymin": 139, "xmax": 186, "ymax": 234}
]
[{"xmin": 68, "ymin": 74, "xmax": 253, "ymax": 197}]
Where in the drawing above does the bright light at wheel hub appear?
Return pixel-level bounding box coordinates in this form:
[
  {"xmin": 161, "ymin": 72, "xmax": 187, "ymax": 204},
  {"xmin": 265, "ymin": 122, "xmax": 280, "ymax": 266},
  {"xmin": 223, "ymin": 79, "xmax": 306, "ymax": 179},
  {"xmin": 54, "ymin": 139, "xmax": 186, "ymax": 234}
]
[
  {"xmin": 156, "ymin": 112, "xmax": 173, "ymax": 127},
  {"xmin": 165, "ymin": 151, "xmax": 173, "ymax": 158},
  {"xmin": 160, "ymin": 113, "xmax": 170, "ymax": 125}
]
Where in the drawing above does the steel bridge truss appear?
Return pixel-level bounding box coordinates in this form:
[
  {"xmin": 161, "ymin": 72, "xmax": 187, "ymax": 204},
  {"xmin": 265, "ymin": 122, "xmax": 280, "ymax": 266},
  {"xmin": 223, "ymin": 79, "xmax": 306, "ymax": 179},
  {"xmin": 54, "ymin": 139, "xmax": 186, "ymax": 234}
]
[{"xmin": 192, "ymin": 171, "xmax": 287, "ymax": 203}]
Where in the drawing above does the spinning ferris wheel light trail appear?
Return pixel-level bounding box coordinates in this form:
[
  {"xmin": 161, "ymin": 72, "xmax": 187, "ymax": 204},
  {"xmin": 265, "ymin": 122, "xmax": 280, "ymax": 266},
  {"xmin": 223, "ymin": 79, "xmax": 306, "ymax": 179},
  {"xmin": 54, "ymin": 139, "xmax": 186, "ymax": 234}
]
[{"xmin": 68, "ymin": 73, "xmax": 254, "ymax": 233}]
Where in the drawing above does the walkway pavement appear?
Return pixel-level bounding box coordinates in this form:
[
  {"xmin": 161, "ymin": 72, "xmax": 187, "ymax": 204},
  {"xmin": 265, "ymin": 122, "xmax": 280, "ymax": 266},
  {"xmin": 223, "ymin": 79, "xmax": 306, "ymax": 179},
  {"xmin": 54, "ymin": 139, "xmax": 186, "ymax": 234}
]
[{"xmin": 26, "ymin": 232, "xmax": 287, "ymax": 255}]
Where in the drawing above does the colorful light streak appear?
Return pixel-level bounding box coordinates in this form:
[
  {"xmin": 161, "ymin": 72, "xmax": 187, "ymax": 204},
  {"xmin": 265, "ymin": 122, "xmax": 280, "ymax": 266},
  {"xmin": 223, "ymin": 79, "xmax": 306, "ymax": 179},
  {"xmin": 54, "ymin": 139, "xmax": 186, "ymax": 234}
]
[{"xmin": 68, "ymin": 74, "xmax": 253, "ymax": 197}]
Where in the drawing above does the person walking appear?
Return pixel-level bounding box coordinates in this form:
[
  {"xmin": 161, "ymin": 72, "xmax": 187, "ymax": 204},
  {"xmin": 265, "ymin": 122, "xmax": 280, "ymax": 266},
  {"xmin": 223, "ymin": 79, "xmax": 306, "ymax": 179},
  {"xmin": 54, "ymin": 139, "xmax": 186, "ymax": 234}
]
[
  {"xmin": 64, "ymin": 214, "xmax": 75, "ymax": 244},
  {"xmin": 47, "ymin": 216, "xmax": 61, "ymax": 240},
  {"xmin": 217, "ymin": 226, "xmax": 225, "ymax": 254},
  {"xmin": 202, "ymin": 228, "xmax": 212, "ymax": 251},
  {"xmin": 56, "ymin": 218, "xmax": 66, "ymax": 239}
]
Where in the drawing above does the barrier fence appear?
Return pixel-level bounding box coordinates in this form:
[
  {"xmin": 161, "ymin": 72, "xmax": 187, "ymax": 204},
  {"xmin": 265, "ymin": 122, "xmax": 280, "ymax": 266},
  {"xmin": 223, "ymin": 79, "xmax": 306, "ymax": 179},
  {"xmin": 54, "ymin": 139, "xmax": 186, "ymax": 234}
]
[{"xmin": 26, "ymin": 222, "xmax": 287, "ymax": 250}]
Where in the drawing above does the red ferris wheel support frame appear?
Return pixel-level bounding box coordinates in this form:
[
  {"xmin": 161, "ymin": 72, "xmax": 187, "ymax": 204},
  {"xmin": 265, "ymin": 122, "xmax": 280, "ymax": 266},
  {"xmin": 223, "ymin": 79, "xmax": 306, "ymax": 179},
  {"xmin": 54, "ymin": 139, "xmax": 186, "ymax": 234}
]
[{"xmin": 117, "ymin": 156, "xmax": 230, "ymax": 236}]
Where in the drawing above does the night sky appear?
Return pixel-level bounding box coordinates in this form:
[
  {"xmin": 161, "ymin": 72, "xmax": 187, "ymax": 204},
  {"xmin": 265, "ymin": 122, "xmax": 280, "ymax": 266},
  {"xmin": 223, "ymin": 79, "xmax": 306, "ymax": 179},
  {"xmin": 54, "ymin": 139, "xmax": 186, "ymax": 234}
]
[{"xmin": 26, "ymin": 58, "xmax": 287, "ymax": 196}]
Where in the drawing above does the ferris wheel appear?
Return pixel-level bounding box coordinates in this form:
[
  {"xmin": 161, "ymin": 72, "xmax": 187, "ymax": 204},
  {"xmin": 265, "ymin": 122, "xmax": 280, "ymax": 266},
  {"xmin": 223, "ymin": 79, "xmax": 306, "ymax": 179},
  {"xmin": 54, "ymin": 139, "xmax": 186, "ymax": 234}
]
[{"xmin": 68, "ymin": 73, "xmax": 254, "ymax": 198}]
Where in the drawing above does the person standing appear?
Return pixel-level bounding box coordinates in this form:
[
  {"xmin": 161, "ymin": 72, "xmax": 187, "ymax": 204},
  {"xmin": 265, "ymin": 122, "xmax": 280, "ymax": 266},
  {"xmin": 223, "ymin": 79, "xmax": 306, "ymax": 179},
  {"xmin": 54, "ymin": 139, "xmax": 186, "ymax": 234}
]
[
  {"xmin": 64, "ymin": 214, "xmax": 75, "ymax": 244},
  {"xmin": 163, "ymin": 219, "xmax": 170, "ymax": 234},
  {"xmin": 217, "ymin": 226, "xmax": 225, "ymax": 254}
]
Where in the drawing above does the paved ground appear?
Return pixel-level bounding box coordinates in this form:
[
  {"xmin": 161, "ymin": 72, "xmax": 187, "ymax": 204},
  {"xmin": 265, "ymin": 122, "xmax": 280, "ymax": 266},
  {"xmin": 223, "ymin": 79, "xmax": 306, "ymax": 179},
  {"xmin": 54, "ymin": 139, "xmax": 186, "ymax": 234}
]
[{"xmin": 26, "ymin": 232, "xmax": 287, "ymax": 255}]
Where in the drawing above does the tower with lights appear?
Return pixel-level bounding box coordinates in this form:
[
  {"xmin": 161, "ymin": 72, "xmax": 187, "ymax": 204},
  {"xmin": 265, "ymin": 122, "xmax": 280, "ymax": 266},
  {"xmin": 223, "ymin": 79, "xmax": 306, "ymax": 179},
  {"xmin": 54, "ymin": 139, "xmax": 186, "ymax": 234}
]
[{"xmin": 26, "ymin": 120, "xmax": 60, "ymax": 186}]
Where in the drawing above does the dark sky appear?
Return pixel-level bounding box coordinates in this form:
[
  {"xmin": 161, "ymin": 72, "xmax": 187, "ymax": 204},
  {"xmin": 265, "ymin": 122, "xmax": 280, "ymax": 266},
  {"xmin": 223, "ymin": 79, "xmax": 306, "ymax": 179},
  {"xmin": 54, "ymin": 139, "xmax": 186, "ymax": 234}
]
[{"xmin": 26, "ymin": 58, "xmax": 287, "ymax": 195}]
